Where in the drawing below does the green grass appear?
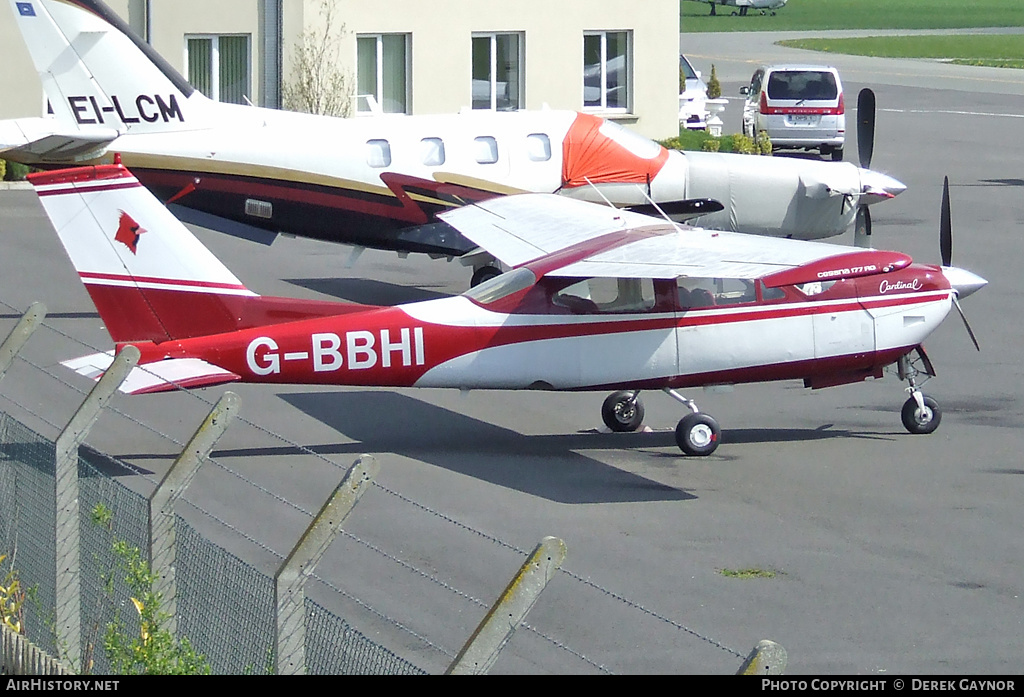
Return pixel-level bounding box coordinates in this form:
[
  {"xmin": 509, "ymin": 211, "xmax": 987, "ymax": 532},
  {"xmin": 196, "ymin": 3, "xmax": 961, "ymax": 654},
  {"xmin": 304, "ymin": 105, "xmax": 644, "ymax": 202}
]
[
  {"xmin": 718, "ymin": 567, "xmax": 778, "ymax": 579},
  {"xmin": 681, "ymin": 0, "xmax": 1024, "ymax": 32},
  {"xmin": 780, "ymin": 34, "xmax": 1024, "ymax": 69}
]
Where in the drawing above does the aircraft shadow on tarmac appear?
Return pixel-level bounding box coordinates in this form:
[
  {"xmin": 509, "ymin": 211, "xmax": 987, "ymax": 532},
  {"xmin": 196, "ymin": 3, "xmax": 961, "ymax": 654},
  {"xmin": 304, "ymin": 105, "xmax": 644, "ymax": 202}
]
[
  {"xmin": 285, "ymin": 278, "xmax": 454, "ymax": 306},
  {"xmin": 235, "ymin": 390, "xmax": 698, "ymax": 505},
  {"xmin": 202, "ymin": 391, "xmax": 903, "ymax": 504}
]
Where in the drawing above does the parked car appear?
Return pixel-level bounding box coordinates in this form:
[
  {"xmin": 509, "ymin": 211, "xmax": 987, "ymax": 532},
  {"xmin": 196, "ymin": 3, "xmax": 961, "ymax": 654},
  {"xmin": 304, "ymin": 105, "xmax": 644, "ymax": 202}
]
[
  {"xmin": 678, "ymin": 54, "xmax": 709, "ymax": 130},
  {"xmin": 740, "ymin": 64, "xmax": 846, "ymax": 160}
]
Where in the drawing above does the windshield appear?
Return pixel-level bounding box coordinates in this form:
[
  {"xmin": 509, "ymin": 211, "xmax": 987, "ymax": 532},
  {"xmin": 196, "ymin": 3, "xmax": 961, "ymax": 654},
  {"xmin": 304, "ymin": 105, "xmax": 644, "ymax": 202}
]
[
  {"xmin": 679, "ymin": 55, "xmax": 697, "ymax": 81},
  {"xmin": 462, "ymin": 267, "xmax": 536, "ymax": 305}
]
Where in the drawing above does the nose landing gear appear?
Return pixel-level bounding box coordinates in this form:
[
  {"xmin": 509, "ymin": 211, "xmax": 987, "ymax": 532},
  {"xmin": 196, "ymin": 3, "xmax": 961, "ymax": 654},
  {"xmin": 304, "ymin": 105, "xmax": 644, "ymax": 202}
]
[{"xmin": 898, "ymin": 349, "xmax": 941, "ymax": 435}]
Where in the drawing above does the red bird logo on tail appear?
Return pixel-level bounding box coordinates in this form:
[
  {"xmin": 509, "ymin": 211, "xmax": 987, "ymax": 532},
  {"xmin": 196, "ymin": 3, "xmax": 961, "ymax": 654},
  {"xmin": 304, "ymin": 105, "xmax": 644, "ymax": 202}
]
[{"xmin": 115, "ymin": 211, "xmax": 146, "ymax": 254}]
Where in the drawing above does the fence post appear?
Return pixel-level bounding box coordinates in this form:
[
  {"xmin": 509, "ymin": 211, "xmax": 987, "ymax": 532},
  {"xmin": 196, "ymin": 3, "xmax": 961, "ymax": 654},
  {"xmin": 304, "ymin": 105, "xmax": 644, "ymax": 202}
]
[
  {"xmin": 737, "ymin": 639, "xmax": 787, "ymax": 675},
  {"xmin": 0, "ymin": 302, "xmax": 46, "ymax": 382},
  {"xmin": 446, "ymin": 536, "xmax": 567, "ymax": 675},
  {"xmin": 149, "ymin": 391, "xmax": 239, "ymax": 636},
  {"xmin": 53, "ymin": 345, "xmax": 139, "ymax": 669},
  {"xmin": 274, "ymin": 454, "xmax": 379, "ymax": 675}
]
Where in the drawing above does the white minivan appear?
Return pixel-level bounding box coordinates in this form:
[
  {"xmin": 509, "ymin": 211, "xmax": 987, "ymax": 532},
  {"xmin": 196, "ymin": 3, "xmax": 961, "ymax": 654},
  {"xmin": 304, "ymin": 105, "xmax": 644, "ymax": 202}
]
[{"xmin": 740, "ymin": 64, "xmax": 846, "ymax": 160}]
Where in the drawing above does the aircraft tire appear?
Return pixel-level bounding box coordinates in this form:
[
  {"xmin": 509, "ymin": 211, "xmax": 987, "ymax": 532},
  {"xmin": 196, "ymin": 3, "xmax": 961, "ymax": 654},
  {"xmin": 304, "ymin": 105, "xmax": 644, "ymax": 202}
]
[
  {"xmin": 471, "ymin": 265, "xmax": 503, "ymax": 287},
  {"xmin": 601, "ymin": 391, "xmax": 645, "ymax": 432},
  {"xmin": 901, "ymin": 395, "xmax": 941, "ymax": 435},
  {"xmin": 675, "ymin": 413, "xmax": 721, "ymax": 456}
]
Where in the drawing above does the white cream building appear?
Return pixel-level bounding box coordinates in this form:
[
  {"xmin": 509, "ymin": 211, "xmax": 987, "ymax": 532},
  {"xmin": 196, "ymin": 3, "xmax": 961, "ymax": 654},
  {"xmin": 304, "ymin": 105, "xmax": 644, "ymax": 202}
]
[{"xmin": 0, "ymin": 0, "xmax": 680, "ymax": 139}]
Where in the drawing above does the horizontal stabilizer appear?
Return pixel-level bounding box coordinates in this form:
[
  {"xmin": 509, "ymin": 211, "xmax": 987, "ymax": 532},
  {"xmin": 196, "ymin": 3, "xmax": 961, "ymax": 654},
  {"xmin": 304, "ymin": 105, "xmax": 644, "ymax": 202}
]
[
  {"xmin": 0, "ymin": 117, "xmax": 116, "ymax": 164},
  {"xmin": 62, "ymin": 352, "xmax": 239, "ymax": 395}
]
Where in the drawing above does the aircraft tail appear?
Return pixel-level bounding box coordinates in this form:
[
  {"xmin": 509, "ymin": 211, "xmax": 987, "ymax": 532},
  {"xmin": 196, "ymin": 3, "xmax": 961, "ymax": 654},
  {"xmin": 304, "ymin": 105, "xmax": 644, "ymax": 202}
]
[
  {"xmin": 29, "ymin": 162, "xmax": 361, "ymax": 393},
  {"xmin": 29, "ymin": 162, "xmax": 261, "ymax": 344},
  {"xmin": 9, "ymin": 0, "xmax": 215, "ymax": 134}
]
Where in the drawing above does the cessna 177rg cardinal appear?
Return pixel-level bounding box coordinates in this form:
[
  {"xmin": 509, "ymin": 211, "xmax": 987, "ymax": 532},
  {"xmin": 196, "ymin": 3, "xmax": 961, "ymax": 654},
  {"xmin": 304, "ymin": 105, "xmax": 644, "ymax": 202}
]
[
  {"xmin": 28, "ymin": 162, "xmax": 984, "ymax": 456},
  {"xmin": 2, "ymin": 0, "xmax": 905, "ymax": 284}
]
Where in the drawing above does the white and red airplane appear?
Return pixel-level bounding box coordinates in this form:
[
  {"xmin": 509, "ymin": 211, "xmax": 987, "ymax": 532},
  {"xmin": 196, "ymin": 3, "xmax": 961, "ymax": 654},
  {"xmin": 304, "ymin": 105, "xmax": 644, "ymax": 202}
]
[
  {"xmin": 27, "ymin": 161, "xmax": 984, "ymax": 456},
  {"xmin": 2, "ymin": 0, "xmax": 906, "ymax": 285}
]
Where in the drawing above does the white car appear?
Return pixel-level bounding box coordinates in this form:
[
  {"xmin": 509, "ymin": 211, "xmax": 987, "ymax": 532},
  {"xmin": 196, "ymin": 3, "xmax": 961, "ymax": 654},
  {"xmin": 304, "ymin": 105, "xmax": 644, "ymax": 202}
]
[
  {"xmin": 678, "ymin": 54, "xmax": 709, "ymax": 130},
  {"xmin": 740, "ymin": 64, "xmax": 846, "ymax": 160}
]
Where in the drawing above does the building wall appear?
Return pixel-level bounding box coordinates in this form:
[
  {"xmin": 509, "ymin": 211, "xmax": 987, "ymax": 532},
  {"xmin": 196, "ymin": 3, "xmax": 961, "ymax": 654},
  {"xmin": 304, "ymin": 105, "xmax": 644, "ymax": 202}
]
[{"xmin": 0, "ymin": 0, "xmax": 679, "ymax": 139}]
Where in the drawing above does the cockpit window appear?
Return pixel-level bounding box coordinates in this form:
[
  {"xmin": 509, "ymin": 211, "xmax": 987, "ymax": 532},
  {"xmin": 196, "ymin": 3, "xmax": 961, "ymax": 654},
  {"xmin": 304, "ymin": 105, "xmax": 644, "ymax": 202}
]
[
  {"xmin": 463, "ymin": 267, "xmax": 536, "ymax": 305},
  {"xmin": 597, "ymin": 119, "xmax": 662, "ymax": 160}
]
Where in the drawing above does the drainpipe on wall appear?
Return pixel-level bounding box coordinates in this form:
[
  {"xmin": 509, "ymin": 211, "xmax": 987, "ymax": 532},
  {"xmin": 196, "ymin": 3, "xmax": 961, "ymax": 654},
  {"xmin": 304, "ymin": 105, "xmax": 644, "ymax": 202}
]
[{"xmin": 260, "ymin": 0, "xmax": 283, "ymax": 109}]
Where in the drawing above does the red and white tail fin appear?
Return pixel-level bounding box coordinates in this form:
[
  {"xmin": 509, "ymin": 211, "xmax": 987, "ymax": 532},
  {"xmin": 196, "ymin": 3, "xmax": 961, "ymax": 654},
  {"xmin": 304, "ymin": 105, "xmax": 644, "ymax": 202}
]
[{"xmin": 29, "ymin": 163, "xmax": 257, "ymax": 343}]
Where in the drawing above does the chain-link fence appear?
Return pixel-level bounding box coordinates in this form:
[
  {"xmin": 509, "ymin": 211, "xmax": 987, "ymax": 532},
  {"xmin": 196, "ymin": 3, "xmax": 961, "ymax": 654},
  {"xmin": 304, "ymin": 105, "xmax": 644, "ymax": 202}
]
[{"xmin": 0, "ymin": 410, "xmax": 426, "ymax": 675}]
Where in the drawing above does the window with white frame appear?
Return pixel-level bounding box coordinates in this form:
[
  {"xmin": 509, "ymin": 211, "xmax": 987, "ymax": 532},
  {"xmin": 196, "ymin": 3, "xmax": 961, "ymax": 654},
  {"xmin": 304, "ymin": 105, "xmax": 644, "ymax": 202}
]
[
  {"xmin": 472, "ymin": 33, "xmax": 523, "ymax": 111},
  {"xmin": 357, "ymin": 34, "xmax": 409, "ymax": 114},
  {"xmin": 186, "ymin": 35, "xmax": 250, "ymax": 104},
  {"xmin": 583, "ymin": 30, "xmax": 630, "ymax": 112}
]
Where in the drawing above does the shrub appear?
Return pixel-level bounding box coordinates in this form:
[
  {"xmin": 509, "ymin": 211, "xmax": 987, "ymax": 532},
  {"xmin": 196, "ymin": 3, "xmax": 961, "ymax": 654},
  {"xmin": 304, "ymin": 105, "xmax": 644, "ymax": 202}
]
[
  {"xmin": 701, "ymin": 138, "xmax": 721, "ymax": 152},
  {"xmin": 731, "ymin": 133, "xmax": 757, "ymax": 155},
  {"xmin": 756, "ymin": 130, "xmax": 773, "ymax": 155},
  {"xmin": 4, "ymin": 161, "xmax": 31, "ymax": 181},
  {"xmin": 707, "ymin": 64, "xmax": 722, "ymax": 99},
  {"xmin": 0, "ymin": 160, "xmax": 6, "ymax": 181}
]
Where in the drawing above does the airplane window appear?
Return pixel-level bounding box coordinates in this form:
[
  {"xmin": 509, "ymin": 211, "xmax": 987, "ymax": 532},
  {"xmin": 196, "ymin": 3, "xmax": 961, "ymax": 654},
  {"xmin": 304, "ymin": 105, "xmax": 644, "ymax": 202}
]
[
  {"xmin": 474, "ymin": 136, "xmax": 499, "ymax": 164},
  {"xmin": 526, "ymin": 133, "xmax": 551, "ymax": 162},
  {"xmin": 678, "ymin": 277, "xmax": 755, "ymax": 308},
  {"xmin": 420, "ymin": 137, "xmax": 446, "ymax": 166},
  {"xmin": 760, "ymin": 282, "xmax": 786, "ymax": 301},
  {"xmin": 366, "ymin": 139, "xmax": 392, "ymax": 167},
  {"xmin": 795, "ymin": 280, "xmax": 836, "ymax": 297},
  {"xmin": 552, "ymin": 277, "xmax": 655, "ymax": 314},
  {"xmin": 463, "ymin": 267, "xmax": 536, "ymax": 305},
  {"xmin": 597, "ymin": 119, "xmax": 662, "ymax": 160}
]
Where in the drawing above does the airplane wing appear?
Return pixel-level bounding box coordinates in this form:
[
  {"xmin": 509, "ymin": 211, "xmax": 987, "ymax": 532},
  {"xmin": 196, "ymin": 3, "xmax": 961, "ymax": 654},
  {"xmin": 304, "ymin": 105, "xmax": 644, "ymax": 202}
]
[
  {"xmin": 0, "ymin": 117, "xmax": 117, "ymax": 164},
  {"xmin": 438, "ymin": 194, "xmax": 657, "ymax": 267},
  {"xmin": 440, "ymin": 193, "xmax": 911, "ymax": 284},
  {"xmin": 62, "ymin": 352, "xmax": 240, "ymax": 395}
]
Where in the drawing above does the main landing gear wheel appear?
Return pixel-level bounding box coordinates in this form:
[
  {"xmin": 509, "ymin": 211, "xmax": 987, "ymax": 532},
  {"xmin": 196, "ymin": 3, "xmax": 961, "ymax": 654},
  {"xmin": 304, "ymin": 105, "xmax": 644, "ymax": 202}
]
[
  {"xmin": 470, "ymin": 265, "xmax": 502, "ymax": 287},
  {"xmin": 675, "ymin": 413, "xmax": 721, "ymax": 456},
  {"xmin": 901, "ymin": 395, "xmax": 941, "ymax": 435},
  {"xmin": 601, "ymin": 390, "xmax": 645, "ymax": 432}
]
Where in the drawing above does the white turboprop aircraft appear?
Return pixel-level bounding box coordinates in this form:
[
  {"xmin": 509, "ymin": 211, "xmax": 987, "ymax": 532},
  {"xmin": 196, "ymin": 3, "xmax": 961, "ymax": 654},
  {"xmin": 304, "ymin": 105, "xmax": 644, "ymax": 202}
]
[
  {"xmin": 686, "ymin": 0, "xmax": 787, "ymax": 16},
  {"xmin": 2, "ymin": 0, "xmax": 901, "ymax": 284}
]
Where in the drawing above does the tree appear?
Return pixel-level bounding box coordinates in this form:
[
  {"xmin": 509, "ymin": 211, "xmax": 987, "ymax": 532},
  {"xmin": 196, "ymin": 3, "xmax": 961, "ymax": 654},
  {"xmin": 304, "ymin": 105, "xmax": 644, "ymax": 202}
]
[{"xmin": 281, "ymin": 0, "xmax": 353, "ymax": 117}]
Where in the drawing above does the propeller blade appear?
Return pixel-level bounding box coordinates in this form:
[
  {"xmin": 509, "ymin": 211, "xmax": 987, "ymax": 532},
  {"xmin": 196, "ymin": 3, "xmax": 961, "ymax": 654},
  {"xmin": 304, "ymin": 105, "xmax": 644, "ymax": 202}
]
[
  {"xmin": 940, "ymin": 176, "xmax": 952, "ymax": 267},
  {"xmin": 952, "ymin": 295, "xmax": 981, "ymax": 351},
  {"xmin": 857, "ymin": 88, "xmax": 876, "ymax": 170},
  {"xmin": 854, "ymin": 205, "xmax": 872, "ymax": 247}
]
